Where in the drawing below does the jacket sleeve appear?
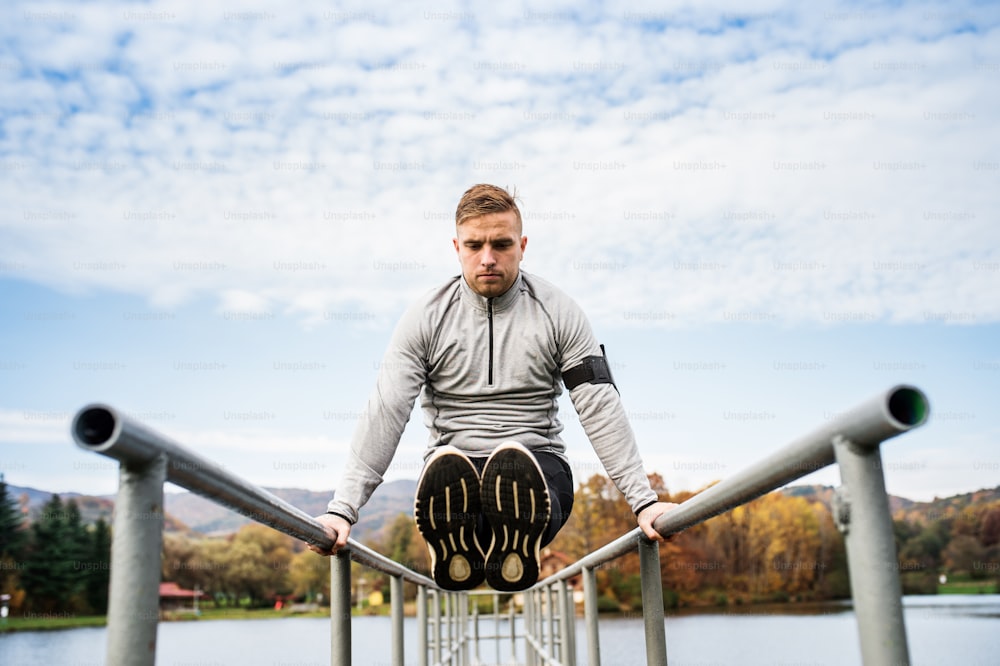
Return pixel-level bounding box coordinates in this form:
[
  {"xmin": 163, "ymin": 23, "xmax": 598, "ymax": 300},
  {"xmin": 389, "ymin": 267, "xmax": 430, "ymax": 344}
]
[
  {"xmin": 559, "ymin": 302, "xmax": 659, "ymax": 515},
  {"xmin": 326, "ymin": 304, "xmax": 428, "ymax": 523}
]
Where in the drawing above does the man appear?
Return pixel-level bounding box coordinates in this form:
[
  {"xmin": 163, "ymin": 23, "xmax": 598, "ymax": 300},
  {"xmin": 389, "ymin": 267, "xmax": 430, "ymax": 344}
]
[{"xmin": 309, "ymin": 184, "xmax": 675, "ymax": 591}]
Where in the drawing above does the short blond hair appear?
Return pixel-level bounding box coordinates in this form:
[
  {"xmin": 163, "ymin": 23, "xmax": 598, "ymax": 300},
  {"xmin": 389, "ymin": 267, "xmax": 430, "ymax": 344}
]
[{"xmin": 455, "ymin": 184, "xmax": 522, "ymax": 234}]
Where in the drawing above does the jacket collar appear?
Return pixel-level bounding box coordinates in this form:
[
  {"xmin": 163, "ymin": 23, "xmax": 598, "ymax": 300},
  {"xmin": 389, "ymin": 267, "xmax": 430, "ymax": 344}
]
[{"xmin": 459, "ymin": 271, "xmax": 524, "ymax": 312}]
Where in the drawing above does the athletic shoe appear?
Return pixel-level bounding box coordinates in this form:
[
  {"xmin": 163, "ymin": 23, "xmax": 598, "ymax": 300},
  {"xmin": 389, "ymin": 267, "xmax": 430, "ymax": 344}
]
[
  {"xmin": 413, "ymin": 446, "xmax": 486, "ymax": 591},
  {"xmin": 480, "ymin": 442, "xmax": 551, "ymax": 592}
]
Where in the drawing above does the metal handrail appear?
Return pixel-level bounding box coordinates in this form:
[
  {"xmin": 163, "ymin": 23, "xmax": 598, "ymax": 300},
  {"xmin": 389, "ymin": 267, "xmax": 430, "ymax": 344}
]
[
  {"xmin": 71, "ymin": 404, "xmax": 436, "ymax": 587},
  {"xmin": 534, "ymin": 384, "xmax": 929, "ymax": 587},
  {"xmin": 72, "ymin": 384, "xmax": 930, "ymax": 666}
]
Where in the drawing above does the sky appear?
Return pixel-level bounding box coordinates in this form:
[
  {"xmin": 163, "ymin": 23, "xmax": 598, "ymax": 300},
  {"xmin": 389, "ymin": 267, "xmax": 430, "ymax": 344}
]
[{"xmin": 1, "ymin": 1, "xmax": 998, "ymax": 507}]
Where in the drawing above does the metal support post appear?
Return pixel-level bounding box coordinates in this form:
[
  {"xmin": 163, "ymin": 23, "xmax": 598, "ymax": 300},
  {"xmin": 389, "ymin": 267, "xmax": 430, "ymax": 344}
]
[
  {"xmin": 547, "ymin": 584, "xmax": 557, "ymax": 660},
  {"xmin": 525, "ymin": 590, "xmax": 535, "ymax": 666},
  {"xmin": 832, "ymin": 435, "xmax": 911, "ymax": 665},
  {"xmin": 460, "ymin": 593, "xmax": 469, "ymax": 666},
  {"xmin": 583, "ymin": 566, "xmax": 601, "ymax": 666},
  {"xmin": 444, "ymin": 592, "xmax": 455, "ymax": 664},
  {"xmin": 330, "ymin": 551, "xmax": 352, "ymax": 666},
  {"xmin": 417, "ymin": 586, "xmax": 428, "ymax": 666},
  {"xmin": 391, "ymin": 576, "xmax": 404, "ymax": 666},
  {"xmin": 639, "ymin": 537, "xmax": 668, "ymax": 665},
  {"xmin": 473, "ymin": 597, "xmax": 480, "ymax": 663},
  {"xmin": 536, "ymin": 588, "xmax": 544, "ymax": 663},
  {"xmin": 509, "ymin": 594, "xmax": 517, "ymax": 658},
  {"xmin": 559, "ymin": 579, "xmax": 576, "ymax": 666},
  {"xmin": 105, "ymin": 454, "xmax": 167, "ymax": 666},
  {"xmin": 493, "ymin": 592, "xmax": 501, "ymax": 665},
  {"xmin": 528, "ymin": 588, "xmax": 537, "ymax": 664},
  {"xmin": 432, "ymin": 590, "xmax": 442, "ymax": 666}
]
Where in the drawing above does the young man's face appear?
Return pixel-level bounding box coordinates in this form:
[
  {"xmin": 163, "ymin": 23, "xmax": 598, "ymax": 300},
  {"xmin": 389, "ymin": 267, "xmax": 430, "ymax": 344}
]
[{"xmin": 453, "ymin": 210, "xmax": 527, "ymax": 298}]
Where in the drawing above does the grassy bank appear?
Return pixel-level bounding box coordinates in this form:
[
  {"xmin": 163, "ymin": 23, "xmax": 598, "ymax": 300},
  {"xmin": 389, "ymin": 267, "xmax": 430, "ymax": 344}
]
[
  {"xmin": 3, "ymin": 582, "xmax": 997, "ymax": 633},
  {"xmin": 1, "ymin": 614, "xmax": 107, "ymax": 633},
  {"xmin": 938, "ymin": 579, "xmax": 998, "ymax": 595}
]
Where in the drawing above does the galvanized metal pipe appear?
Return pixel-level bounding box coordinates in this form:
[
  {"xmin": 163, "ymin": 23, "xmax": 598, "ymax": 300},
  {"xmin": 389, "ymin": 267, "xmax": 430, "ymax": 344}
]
[
  {"xmin": 583, "ymin": 567, "xmax": 601, "ymax": 666},
  {"xmin": 547, "ymin": 584, "xmax": 557, "ymax": 661},
  {"xmin": 833, "ymin": 435, "xmax": 912, "ymax": 665},
  {"xmin": 472, "ymin": 597, "xmax": 480, "ymax": 663},
  {"xmin": 527, "ymin": 588, "xmax": 536, "ymax": 664},
  {"xmin": 73, "ymin": 385, "xmax": 929, "ymax": 666},
  {"xmin": 330, "ymin": 551, "xmax": 351, "ymax": 666},
  {"xmin": 493, "ymin": 592, "xmax": 501, "ymax": 665},
  {"xmin": 460, "ymin": 592, "xmax": 469, "ymax": 666},
  {"xmin": 71, "ymin": 404, "xmax": 436, "ymax": 587},
  {"xmin": 105, "ymin": 454, "xmax": 167, "ymax": 666},
  {"xmin": 432, "ymin": 590, "xmax": 442, "ymax": 665},
  {"xmin": 639, "ymin": 538, "xmax": 668, "ymax": 665},
  {"xmin": 391, "ymin": 576, "xmax": 404, "ymax": 666},
  {"xmin": 559, "ymin": 579, "xmax": 577, "ymax": 666},
  {"xmin": 536, "ymin": 385, "xmax": 929, "ymax": 587},
  {"xmin": 417, "ymin": 586, "xmax": 428, "ymax": 666},
  {"xmin": 448, "ymin": 592, "xmax": 455, "ymax": 665},
  {"xmin": 509, "ymin": 593, "xmax": 516, "ymax": 657}
]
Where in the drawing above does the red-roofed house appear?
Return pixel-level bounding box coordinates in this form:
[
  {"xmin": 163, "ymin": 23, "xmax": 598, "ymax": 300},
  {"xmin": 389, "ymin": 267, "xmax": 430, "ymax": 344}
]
[{"xmin": 159, "ymin": 582, "xmax": 204, "ymax": 613}]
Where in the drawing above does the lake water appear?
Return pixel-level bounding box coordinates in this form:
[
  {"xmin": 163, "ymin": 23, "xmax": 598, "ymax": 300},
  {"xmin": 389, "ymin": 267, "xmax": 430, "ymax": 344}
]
[{"xmin": 0, "ymin": 595, "xmax": 997, "ymax": 665}]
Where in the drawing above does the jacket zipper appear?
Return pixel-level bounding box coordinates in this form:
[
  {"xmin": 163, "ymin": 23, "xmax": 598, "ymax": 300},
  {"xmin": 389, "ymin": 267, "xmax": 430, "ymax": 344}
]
[{"xmin": 487, "ymin": 298, "xmax": 494, "ymax": 385}]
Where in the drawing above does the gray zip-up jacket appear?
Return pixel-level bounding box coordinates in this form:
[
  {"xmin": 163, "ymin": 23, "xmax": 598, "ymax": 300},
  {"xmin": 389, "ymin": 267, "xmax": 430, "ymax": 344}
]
[{"xmin": 327, "ymin": 271, "xmax": 659, "ymax": 523}]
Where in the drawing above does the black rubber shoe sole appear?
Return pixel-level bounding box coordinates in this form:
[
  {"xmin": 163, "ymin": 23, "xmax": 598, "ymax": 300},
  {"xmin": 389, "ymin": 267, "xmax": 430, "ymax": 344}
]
[
  {"xmin": 480, "ymin": 442, "xmax": 551, "ymax": 592},
  {"xmin": 414, "ymin": 446, "xmax": 485, "ymax": 591}
]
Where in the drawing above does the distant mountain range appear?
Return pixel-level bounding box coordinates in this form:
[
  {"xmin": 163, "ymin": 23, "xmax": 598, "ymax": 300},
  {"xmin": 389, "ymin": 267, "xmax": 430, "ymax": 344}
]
[
  {"xmin": 6, "ymin": 479, "xmax": 999, "ymax": 547},
  {"xmin": 5, "ymin": 479, "xmax": 417, "ymax": 545}
]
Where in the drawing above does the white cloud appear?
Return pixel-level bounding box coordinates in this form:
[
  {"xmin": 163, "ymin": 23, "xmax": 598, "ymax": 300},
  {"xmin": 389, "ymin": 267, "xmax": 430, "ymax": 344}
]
[
  {"xmin": 0, "ymin": 408, "xmax": 73, "ymax": 444},
  {"xmin": 1, "ymin": 1, "xmax": 998, "ymax": 330}
]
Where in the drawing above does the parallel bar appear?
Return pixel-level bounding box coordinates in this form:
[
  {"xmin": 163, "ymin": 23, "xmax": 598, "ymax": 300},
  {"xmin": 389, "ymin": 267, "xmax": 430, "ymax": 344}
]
[
  {"xmin": 534, "ymin": 386, "xmax": 929, "ymax": 588},
  {"xmin": 639, "ymin": 538, "xmax": 668, "ymax": 666},
  {"xmin": 71, "ymin": 405, "xmax": 436, "ymax": 587},
  {"xmin": 330, "ymin": 552, "xmax": 351, "ymax": 666},
  {"xmin": 833, "ymin": 435, "xmax": 912, "ymax": 665},
  {"xmin": 391, "ymin": 576, "xmax": 404, "ymax": 666},
  {"xmin": 72, "ymin": 385, "xmax": 929, "ymax": 666},
  {"xmin": 105, "ymin": 454, "xmax": 167, "ymax": 666}
]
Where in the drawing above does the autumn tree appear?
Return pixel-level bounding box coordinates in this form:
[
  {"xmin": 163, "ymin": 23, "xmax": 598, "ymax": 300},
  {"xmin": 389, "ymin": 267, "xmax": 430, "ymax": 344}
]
[
  {"xmin": 979, "ymin": 503, "xmax": 1000, "ymax": 547},
  {"xmin": 553, "ymin": 474, "xmax": 634, "ymax": 560},
  {"xmin": 218, "ymin": 524, "xmax": 295, "ymax": 606},
  {"xmin": 289, "ymin": 548, "xmax": 330, "ymax": 603},
  {"xmin": 943, "ymin": 534, "xmax": 988, "ymax": 578}
]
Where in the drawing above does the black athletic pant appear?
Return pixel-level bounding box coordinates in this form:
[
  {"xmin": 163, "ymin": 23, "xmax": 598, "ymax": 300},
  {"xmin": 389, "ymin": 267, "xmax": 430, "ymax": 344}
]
[{"xmin": 469, "ymin": 451, "xmax": 574, "ymax": 547}]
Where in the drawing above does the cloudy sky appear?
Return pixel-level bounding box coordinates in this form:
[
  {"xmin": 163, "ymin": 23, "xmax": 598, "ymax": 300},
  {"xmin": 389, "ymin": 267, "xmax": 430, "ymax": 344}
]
[{"xmin": 1, "ymin": 1, "xmax": 998, "ymax": 508}]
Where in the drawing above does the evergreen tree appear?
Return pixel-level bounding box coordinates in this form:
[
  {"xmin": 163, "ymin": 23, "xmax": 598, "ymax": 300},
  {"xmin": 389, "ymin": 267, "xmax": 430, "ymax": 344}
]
[
  {"xmin": 84, "ymin": 517, "xmax": 112, "ymax": 614},
  {"xmin": 21, "ymin": 495, "xmax": 86, "ymax": 613},
  {"xmin": 0, "ymin": 474, "xmax": 28, "ymax": 595}
]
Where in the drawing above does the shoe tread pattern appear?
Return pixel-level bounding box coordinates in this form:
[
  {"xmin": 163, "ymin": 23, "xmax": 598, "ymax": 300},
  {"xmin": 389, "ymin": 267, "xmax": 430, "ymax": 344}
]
[
  {"xmin": 414, "ymin": 452, "xmax": 485, "ymax": 591},
  {"xmin": 481, "ymin": 446, "xmax": 551, "ymax": 592}
]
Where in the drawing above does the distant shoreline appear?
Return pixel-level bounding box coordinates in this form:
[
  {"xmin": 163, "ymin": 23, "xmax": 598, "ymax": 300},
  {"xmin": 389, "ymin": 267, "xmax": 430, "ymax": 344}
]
[{"xmin": 4, "ymin": 588, "xmax": 997, "ymax": 634}]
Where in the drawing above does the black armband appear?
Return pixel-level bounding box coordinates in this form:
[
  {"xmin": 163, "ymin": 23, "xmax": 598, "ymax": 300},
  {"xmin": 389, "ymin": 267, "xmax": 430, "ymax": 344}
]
[
  {"xmin": 326, "ymin": 510, "xmax": 355, "ymax": 525},
  {"xmin": 562, "ymin": 344, "xmax": 618, "ymax": 393}
]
